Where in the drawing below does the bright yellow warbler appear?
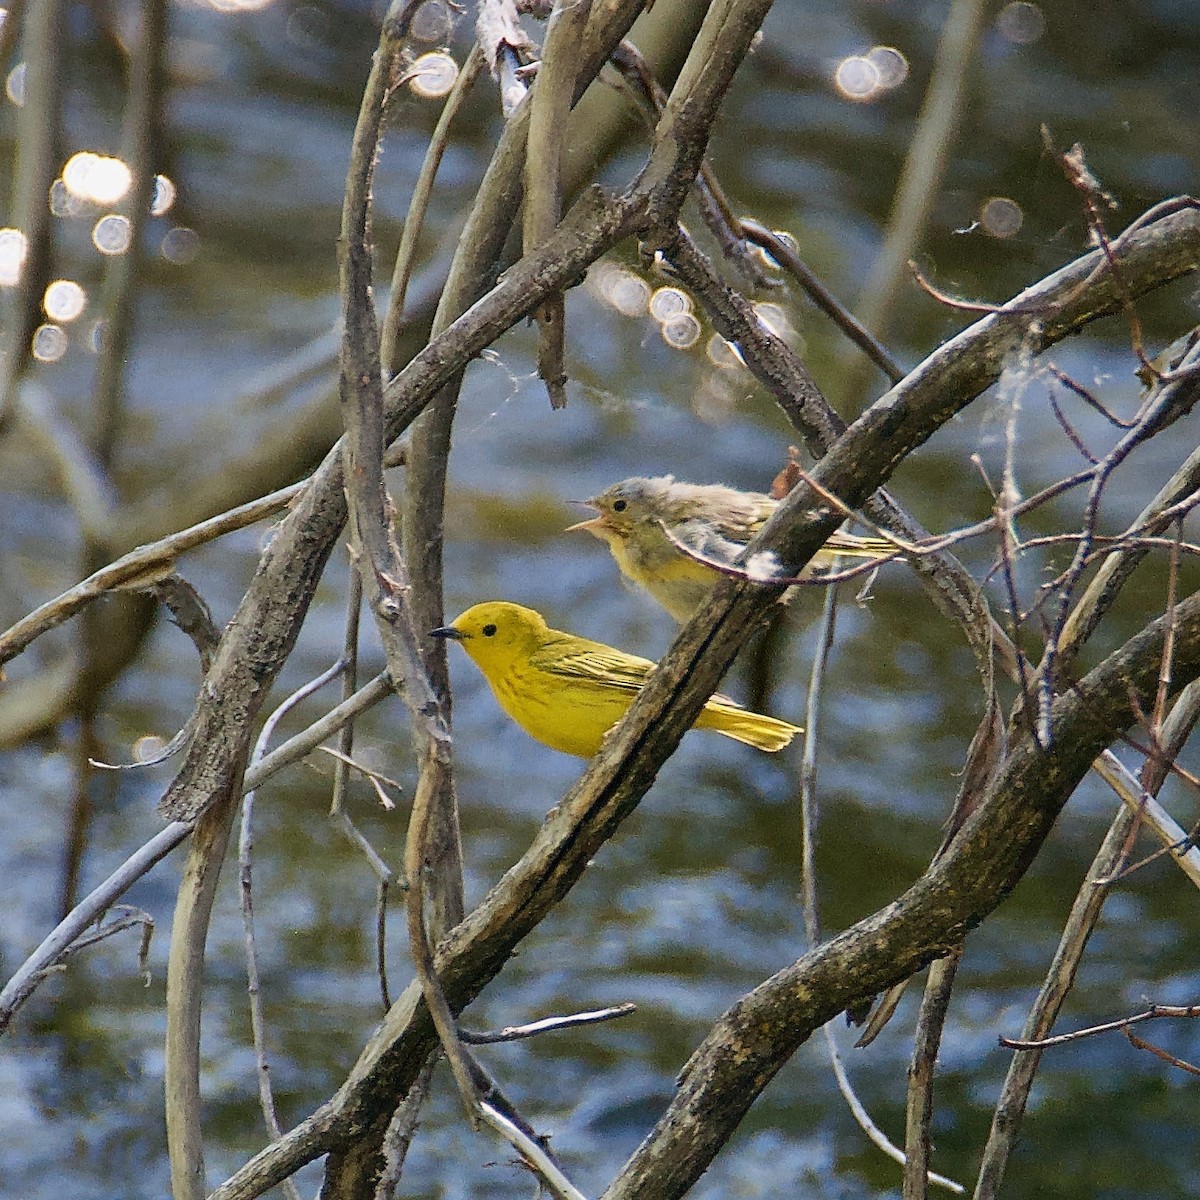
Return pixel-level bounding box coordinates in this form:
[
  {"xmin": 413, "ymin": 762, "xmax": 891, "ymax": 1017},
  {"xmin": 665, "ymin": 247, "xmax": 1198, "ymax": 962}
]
[
  {"xmin": 431, "ymin": 601, "xmax": 801, "ymax": 757},
  {"xmin": 568, "ymin": 475, "xmax": 895, "ymax": 622}
]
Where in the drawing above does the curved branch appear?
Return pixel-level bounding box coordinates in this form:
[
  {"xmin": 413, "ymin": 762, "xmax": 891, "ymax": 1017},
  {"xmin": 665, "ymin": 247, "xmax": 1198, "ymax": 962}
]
[
  {"xmin": 204, "ymin": 202, "xmax": 1200, "ymax": 1199},
  {"xmin": 602, "ymin": 592, "xmax": 1200, "ymax": 1200}
]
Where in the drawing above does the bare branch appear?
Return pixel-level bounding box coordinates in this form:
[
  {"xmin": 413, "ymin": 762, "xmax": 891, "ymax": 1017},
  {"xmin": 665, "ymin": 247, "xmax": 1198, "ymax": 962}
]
[
  {"xmin": 459, "ymin": 1004, "xmax": 637, "ymax": 1044},
  {"xmin": 1001, "ymin": 1003, "xmax": 1200, "ymax": 1052}
]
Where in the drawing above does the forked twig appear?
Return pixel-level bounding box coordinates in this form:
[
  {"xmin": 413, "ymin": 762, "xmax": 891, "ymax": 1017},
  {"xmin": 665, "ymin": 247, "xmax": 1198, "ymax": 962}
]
[
  {"xmin": 1001, "ymin": 1002, "xmax": 1200, "ymax": 1052},
  {"xmin": 239, "ymin": 659, "xmax": 348, "ymax": 1200}
]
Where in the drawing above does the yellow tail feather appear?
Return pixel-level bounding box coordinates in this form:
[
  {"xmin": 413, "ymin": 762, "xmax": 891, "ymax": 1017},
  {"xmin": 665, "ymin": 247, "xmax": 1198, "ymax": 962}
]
[{"xmin": 696, "ymin": 704, "xmax": 802, "ymax": 752}]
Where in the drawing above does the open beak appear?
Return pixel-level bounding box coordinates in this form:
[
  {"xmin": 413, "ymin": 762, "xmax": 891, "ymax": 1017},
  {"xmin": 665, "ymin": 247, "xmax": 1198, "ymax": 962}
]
[
  {"xmin": 565, "ymin": 502, "xmax": 607, "ymax": 536},
  {"xmin": 565, "ymin": 515, "xmax": 608, "ymax": 535},
  {"xmin": 429, "ymin": 625, "xmax": 466, "ymax": 641}
]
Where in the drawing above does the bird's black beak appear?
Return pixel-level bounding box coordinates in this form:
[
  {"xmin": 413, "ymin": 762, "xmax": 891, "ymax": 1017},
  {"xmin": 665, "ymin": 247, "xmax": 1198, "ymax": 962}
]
[{"xmin": 429, "ymin": 625, "xmax": 466, "ymax": 641}]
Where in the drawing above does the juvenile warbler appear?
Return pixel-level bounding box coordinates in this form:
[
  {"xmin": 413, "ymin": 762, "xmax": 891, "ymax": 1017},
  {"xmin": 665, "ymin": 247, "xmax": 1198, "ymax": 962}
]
[
  {"xmin": 431, "ymin": 600, "xmax": 800, "ymax": 756},
  {"xmin": 567, "ymin": 475, "xmax": 896, "ymax": 622}
]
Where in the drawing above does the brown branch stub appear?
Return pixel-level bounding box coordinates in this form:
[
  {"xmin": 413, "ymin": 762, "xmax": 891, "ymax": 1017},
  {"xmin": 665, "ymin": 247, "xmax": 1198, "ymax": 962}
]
[
  {"xmin": 458, "ymin": 1003, "xmax": 637, "ymax": 1044},
  {"xmin": 910, "ymin": 260, "xmax": 1044, "ymax": 315},
  {"xmin": 1123, "ymin": 1028, "xmax": 1200, "ymax": 1077}
]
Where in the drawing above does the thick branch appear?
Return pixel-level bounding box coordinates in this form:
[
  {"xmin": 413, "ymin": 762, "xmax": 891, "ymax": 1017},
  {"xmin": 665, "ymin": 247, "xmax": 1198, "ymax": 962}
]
[
  {"xmin": 601, "ymin": 593, "xmax": 1200, "ymax": 1199},
  {"xmin": 204, "ymin": 203, "xmax": 1200, "ymax": 1198}
]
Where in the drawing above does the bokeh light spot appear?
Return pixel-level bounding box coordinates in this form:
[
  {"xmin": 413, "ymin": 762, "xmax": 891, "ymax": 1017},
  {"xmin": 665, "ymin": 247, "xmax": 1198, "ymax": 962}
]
[
  {"xmin": 0, "ymin": 227, "xmax": 28, "ymax": 286},
  {"xmin": 43, "ymin": 279, "xmax": 87, "ymax": 321},
  {"xmin": 92, "ymin": 214, "xmax": 132, "ymax": 254},
  {"xmin": 408, "ymin": 52, "xmax": 458, "ymax": 99},
  {"xmin": 996, "ymin": 1, "xmax": 1045, "ymax": 44},
  {"xmin": 161, "ymin": 226, "xmax": 200, "ymax": 264},
  {"xmin": 867, "ymin": 46, "xmax": 909, "ymax": 89},
  {"xmin": 31, "ymin": 324, "xmax": 68, "ymax": 362},
  {"xmin": 5, "ymin": 61, "xmax": 26, "ymax": 106},
  {"xmin": 63, "ymin": 152, "xmax": 133, "ymax": 204},
  {"xmin": 649, "ymin": 286, "xmax": 692, "ymax": 322},
  {"xmin": 660, "ymin": 312, "xmax": 701, "ymax": 350},
  {"xmin": 706, "ymin": 334, "xmax": 745, "ymax": 369},
  {"xmin": 980, "ymin": 196, "xmax": 1024, "ymax": 238},
  {"xmin": 151, "ymin": 174, "xmax": 177, "ymax": 216},
  {"xmin": 586, "ymin": 263, "xmax": 650, "ymax": 318},
  {"xmin": 133, "ymin": 735, "xmax": 169, "ymax": 763},
  {"xmin": 753, "ymin": 301, "xmax": 794, "ymax": 341},
  {"xmin": 50, "ymin": 179, "xmax": 85, "ymax": 217},
  {"xmin": 410, "ymin": 0, "xmax": 454, "ymax": 42},
  {"xmin": 833, "ymin": 55, "xmax": 881, "ymax": 101}
]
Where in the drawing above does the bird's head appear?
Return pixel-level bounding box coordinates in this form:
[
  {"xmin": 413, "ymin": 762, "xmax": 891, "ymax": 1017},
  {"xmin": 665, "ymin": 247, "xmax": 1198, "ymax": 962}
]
[
  {"xmin": 564, "ymin": 476, "xmax": 675, "ymax": 544},
  {"xmin": 430, "ymin": 601, "xmax": 548, "ymax": 669}
]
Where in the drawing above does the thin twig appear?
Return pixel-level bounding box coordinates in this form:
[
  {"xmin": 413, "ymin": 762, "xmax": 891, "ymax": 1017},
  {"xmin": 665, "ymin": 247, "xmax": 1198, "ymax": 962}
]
[
  {"xmin": 903, "ymin": 951, "xmax": 961, "ymax": 1200},
  {"xmin": 319, "ymin": 747, "xmax": 403, "ymax": 805},
  {"xmin": 0, "ymin": 671, "xmax": 398, "ymax": 1032},
  {"xmin": 0, "ymin": 820, "xmax": 191, "ymax": 1032},
  {"xmin": 1092, "ymin": 752, "xmax": 1200, "ymax": 891},
  {"xmin": 478, "ymin": 1101, "xmax": 590, "ymax": 1200},
  {"xmin": 800, "ymin": 587, "xmax": 964, "ymax": 1193},
  {"xmin": 1153, "ymin": 522, "xmax": 1183, "ymax": 731},
  {"xmin": 1046, "ymin": 384, "xmax": 1099, "ymax": 464},
  {"xmin": 1059, "ymin": 417, "xmax": 1200, "ymax": 657},
  {"xmin": 1123, "ymin": 1028, "xmax": 1200, "ymax": 1076},
  {"xmin": 239, "ymin": 663, "xmax": 346, "ymax": 1200},
  {"xmin": 1001, "ymin": 1003, "xmax": 1200, "ymax": 1051},
  {"xmin": 0, "ymin": 482, "xmax": 303, "ymax": 665},
  {"xmin": 798, "ymin": 585, "xmax": 837, "ymax": 943},
  {"xmin": 1039, "ymin": 336, "xmax": 1200, "ymax": 724},
  {"xmin": 909, "ymin": 264, "xmax": 1047, "ymax": 315},
  {"xmin": 740, "ymin": 219, "xmax": 904, "ymax": 382},
  {"xmin": 330, "ymin": 562, "xmax": 363, "ymax": 825},
  {"xmin": 1049, "ymin": 138, "xmax": 1152, "ymax": 372},
  {"xmin": 248, "ymin": 673, "xmax": 396, "ymax": 790},
  {"xmin": 1047, "ymin": 364, "xmax": 1136, "ymax": 428},
  {"xmin": 458, "ymin": 1003, "xmax": 637, "ymax": 1044},
  {"xmin": 380, "ymin": 45, "xmax": 487, "ymax": 380},
  {"xmin": 327, "ymin": 566, "xmax": 396, "ymax": 1011}
]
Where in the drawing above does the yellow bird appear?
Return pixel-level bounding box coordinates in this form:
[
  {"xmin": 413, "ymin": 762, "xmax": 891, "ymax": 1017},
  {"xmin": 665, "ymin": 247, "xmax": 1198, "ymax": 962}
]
[
  {"xmin": 431, "ymin": 601, "xmax": 800, "ymax": 757},
  {"xmin": 567, "ymin": 475, "xmax": 895, "ymax": 622}
]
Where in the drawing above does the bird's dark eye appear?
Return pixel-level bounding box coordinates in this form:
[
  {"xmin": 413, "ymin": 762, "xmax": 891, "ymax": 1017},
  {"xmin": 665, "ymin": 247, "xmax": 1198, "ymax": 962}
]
[
  {"xmin": 482, "ymin": 623, "xmax": 497, "ymax": 637},
  {"xmin": 612, "ymin": 499, "xmax": 627, "ymax": 512}
]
